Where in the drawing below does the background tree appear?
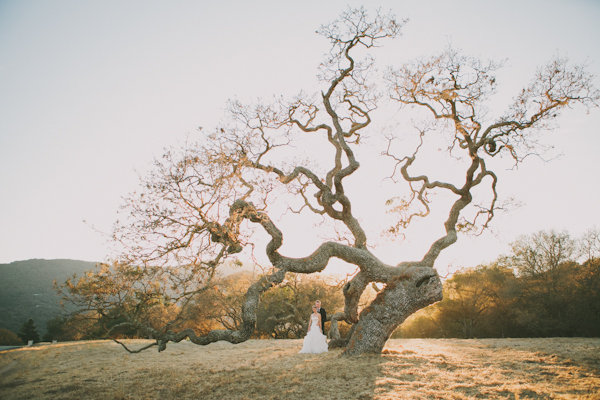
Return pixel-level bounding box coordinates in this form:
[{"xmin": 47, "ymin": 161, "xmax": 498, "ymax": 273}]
[
  {"xmin": 57, "ymin": 8, "xmax": 599, "ymax": 355},
  {"xmin": 394, "ymin": 304, "xmax": 442, "ymax": 339},
  {"xmin": 575, "ymin": 258, "xmax": 600, "ymax": 335},
  {"xmin": 257, "ymin": 273, "xmax": 345, "ymax": 339},
  {"xmin": 0, "ymin": 328, "xmax": 23, "ymax": 346},
  {"xmin": 436, "ymin": 268, "xmax": 496, "ymax": 339},
  {"xmin": 181, "ymin": 271, "xmax": 254, "ymax": 335},
  {"xmin": 473, "ymin": 264, "xmax": 520, "ymax": 338},
  {"xmin": 42, "ymin": 316, "xmax": 69, "ymax": 342},
  {"xmin": 508, "ymin": 230, "xmax": 576, "ymax": 277},
  {"xmin": 17, "ymin": 319, "xmax": 40, "ymax": 344},
  {"xmin": 579, "ymin": 227, "xmax": 600, "ymax": 263},
  {"xmin": 399, "ymin": 264, "xmax": 519, "ymax": 339},
  {"xmin": 504, "ymin": 230, "xmax": 595, "ymax": 336},
  {"xmin": 400, "ymin": 228, "xmax": 600, "ymax": 338}
]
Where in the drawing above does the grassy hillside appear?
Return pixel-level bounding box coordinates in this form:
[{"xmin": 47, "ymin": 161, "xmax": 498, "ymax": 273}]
[{"xmin": 0, "ymin": 259, "xmax": 97, "ymax": 336}]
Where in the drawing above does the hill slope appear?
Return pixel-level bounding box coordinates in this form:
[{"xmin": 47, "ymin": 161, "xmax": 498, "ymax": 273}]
[{"xmin": 0, "ymin": 259, "xmax": 97, "ymax": 335}]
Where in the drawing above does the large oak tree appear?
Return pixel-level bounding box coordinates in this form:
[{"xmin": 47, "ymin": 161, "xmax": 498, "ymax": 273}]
[{"xmin": 57, "ymin": 8, "xmax": 599, "ymax": 355}]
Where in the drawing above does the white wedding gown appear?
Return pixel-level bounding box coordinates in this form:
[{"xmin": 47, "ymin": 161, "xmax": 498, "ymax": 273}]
[{"xmin": 299, "ymin": 314, "xmax": 328, "ymax": 354}]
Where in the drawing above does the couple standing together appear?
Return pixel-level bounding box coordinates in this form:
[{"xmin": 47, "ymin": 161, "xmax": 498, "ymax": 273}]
[{"xmin": 299, "ymin": 300, "xmax": 328, "ymax": 354}]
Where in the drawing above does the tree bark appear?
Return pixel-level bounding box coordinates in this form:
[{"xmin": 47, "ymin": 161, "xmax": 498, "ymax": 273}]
[{"xmin": 343, "ymin": 267, "xmax": 442, "ymax": 355}]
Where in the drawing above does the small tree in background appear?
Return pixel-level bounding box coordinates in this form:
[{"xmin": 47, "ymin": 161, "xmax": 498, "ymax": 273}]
[
  {"xmin": 0, "ymin": 328, "xmax": 23, "ymax": 346},
  {"xmin": 42, "ymin": 316, "xmax": 65, "ymax": 342},
  {"xmin": 256, "ymin": 273, "xmax": 345, "ymax": 339},
  {"xmin": 399, "ymin": 228, "xmax": 600, "ymax": 338},
  {"xmin": 42, "ymin": 316, "xmax": 79, "ymax": 342},
  {"xmin": 17, "ymin": 319, "xmax": 40, "ymax": 344}
]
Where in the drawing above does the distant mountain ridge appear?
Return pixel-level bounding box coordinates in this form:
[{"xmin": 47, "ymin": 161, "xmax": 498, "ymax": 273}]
[
  {"xmin": 0, "ymin": 258, "xmax": 257, "ymax": 336},
  {"xmin": 0, "ymin": 259, "xmax": 98, "ymax": 335}
]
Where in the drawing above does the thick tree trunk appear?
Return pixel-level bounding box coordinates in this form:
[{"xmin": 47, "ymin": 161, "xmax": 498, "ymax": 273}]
[{"xmin": 343, "ymin": 267, "xmax": 442, "ymax": 355}]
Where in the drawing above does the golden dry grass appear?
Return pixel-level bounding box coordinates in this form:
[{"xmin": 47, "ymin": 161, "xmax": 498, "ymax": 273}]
[{"xmin": 0, "ymin": 338, "xmax": 598, "ymax": 399}]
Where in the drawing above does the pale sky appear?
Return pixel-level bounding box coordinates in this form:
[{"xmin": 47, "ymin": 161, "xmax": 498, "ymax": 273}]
[{"xmin": 1, "ymin": 0, "xmax": 599, "ymax": 277}]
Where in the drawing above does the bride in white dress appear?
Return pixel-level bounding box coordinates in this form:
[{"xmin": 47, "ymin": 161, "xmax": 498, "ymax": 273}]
[{"xmin": 299, "ymin": 305, "xmax": 328, "ymax": 354}]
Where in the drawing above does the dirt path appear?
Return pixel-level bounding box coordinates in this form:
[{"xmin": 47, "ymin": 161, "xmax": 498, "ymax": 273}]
[{"xmin": 0, "ymin": 338, "xmax": 598, "ymax": 399}]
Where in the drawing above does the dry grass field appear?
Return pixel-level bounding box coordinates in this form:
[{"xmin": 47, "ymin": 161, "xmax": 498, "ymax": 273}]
[{"xmin": 0, "ymin": 338, "xmax": 598, "ymax": 399}]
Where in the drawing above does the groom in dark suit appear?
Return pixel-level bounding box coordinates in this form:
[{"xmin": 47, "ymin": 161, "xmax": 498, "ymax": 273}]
[{"xmin": 316, "ymin": 300, "xmax": 326, "ymax": 334}]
